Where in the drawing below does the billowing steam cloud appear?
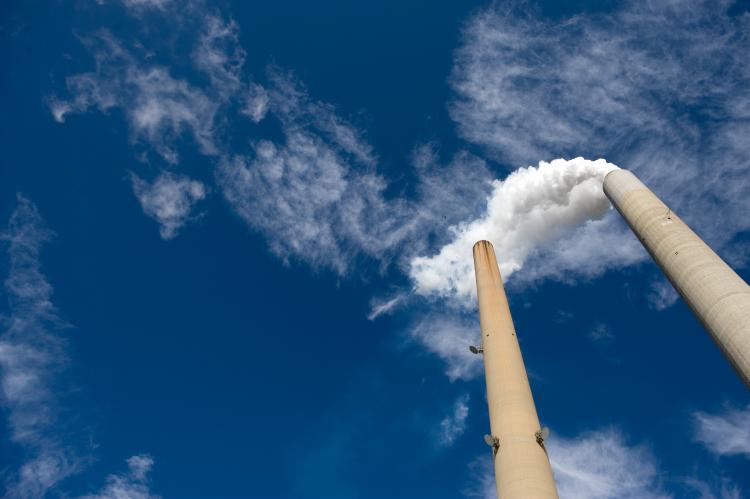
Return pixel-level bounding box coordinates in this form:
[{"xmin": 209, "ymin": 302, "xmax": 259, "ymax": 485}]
[{"xmin": 409, "ymin": 157, "xmax": 619, "ymax": 305}]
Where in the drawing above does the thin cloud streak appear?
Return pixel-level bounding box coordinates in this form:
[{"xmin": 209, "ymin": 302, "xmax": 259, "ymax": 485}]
[
  {"xmin": 367, "ymin": 293, "xmax": 407, "ymax": 321},
  {"xmin": 646, "ymin": 277, "xmax": 680, "ymax": 311},
  {"xmin": 680, "ymin": 476, "xmax": 743, "ymax": 499},
  {"xmin": 0, "ymin": 195, "xmax": 79, "ymax": 498},
  {"xmin": 439, "ymin": 394, "xmax": 470, "ymax": 446},
  {"xmin": 548, "ymin": 429, "xmax": 671, "ymax": 499},
  {"xmin": 693, "ymin": 404, "xmax": 750, "ymax": 458},
  {"xmin": 409, "ymin": 314, "xmax": 481, "ymax": 382},
  {"xmin": 79, "ymin": 455, "xmax": 160, "ymax": 499}
]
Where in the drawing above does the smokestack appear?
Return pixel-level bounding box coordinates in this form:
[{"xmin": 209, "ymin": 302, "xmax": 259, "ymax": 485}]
[
  {"xmin": 604, "ymin": 169, "xmax": 750, "ymax": 387},
  {"xmin": 472, "ymin": 241, "xmax": 558, "ymax": 499}
]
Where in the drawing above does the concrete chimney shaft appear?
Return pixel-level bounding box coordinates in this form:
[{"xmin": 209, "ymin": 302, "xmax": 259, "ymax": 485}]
[
  {"xmin": 604, "ymin": 169, "xmax": 750, "ymax": 388},
  {"xmin": 473, "ymin": 241, "xmax": 559, "ymax": 499}
]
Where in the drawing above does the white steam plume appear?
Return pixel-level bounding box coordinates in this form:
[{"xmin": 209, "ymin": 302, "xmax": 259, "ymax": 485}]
[{"xmin": 409, "ymin": 157, "xmax": 619, "ymax": 305}]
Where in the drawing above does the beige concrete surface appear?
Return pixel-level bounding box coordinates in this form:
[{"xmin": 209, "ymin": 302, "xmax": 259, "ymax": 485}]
[
  {"xmin": 604, "ymin": 169, "xmax": 750, "ymax": 388},
  {"xmin": 473, "ymin": 241, "xmax": 559, "ymax": 499}
]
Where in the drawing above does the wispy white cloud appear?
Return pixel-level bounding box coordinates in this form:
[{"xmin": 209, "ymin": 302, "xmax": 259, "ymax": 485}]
[
  {"xmin": 121, "ymin": 0, "xmax": 171, "ymax": 10},
  {"xmin": 409, "ymin": 314, "xmax": 481, "ymax": 381},
  {"xmin": 367, "ymin": 293, "xmax": 407, "ymax": 321},
  {"xmin": 548, "ymin": 428, "xmax": 671, "ymax": 499},
  {"xmin": 646, "ymin": 278, "xmax": 679, "ymax": 311},
  {"xmin": 450, "ymin": 0, "xmax": 750, "ymax": 268},
  {"xmin": 54, "ymin": 1, "xmax": 267, "ymax": 158},
  {"xmin": 50, "ymin": 31, "xmax": 221, "ymax": 164},
  {"xmin": 462, "ymin": 454, "xmax": 495, "ymax": 499},
  {"xmin": 131, "ymin": 171, "xmax": 206, "ymax": 239},
  {"xmin": 0, "ymin": 195, "xmax": 79, "ymax": 498},
  {"xmin": 692, "ymin": 404, "xmax": 750, "ymax": 458},
  {"xmin": 241, "ymin": 83, "xmax": 269, "ymax": 123},
  {"xmin": 217, "ymin": 69, "xmax": 419, "ymax": 275},
  {"xmin": 463, "ymin": 428, "xmax": 671, "ymax": 499},
  {"xmin": 192, "ymin": 14, "xmax": 245, "ymax": 99},
  {"xmin": 554, "ymin": 310, "xmax": 574, "ymax": 323},
  {"xmin": 80, "ymin": 454, "xmax": 160, "ymax": 499},
  {"xmin": 681, "ymin": 476, "xmax": 744, "ymax": 499},
  {"xmin": 50, "ymin": 6, "xmax": 266, "ymax": 165},
  {"xmin": 588, "ymin": 323, "xmax": 614, "ymax": 344},
  {"xmin": 439, "ymin": 394, "xmax": 470, "ymax": 446},
  {"xmin": 464, "ymin": 426, "xmax": 744, "ymax": 499},
  {"xmin": 0, "ymin": 197, "xmax": 159, "ymax": 498}
]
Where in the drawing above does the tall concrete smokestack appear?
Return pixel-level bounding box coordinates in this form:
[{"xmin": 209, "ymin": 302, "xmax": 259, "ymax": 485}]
[
  {"xmin": 472, "ymin": 241, "xmax": 558, "ymax": 499},
  {"xmin": 604, "ymin": 169, "xmax": 750, "ymax": 387}
]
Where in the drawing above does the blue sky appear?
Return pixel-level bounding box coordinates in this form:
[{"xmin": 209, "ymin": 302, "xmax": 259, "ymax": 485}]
[{"xmin": 1, "ymin": 0, "xmax": 749, "ymax": 498}]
